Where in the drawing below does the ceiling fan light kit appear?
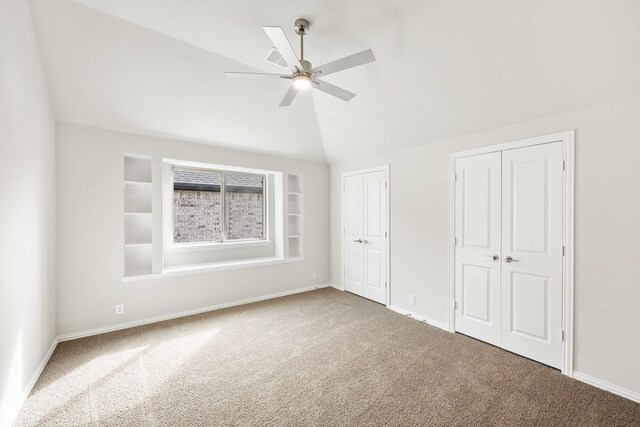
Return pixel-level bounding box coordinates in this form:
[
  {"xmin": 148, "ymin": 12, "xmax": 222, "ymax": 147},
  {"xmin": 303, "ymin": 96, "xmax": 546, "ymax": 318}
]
[
  {"xmin": 225, "ymin": 18, "xmax": 376, "ymax": 107},
  {"xmin": 292, "ymin": 74, "xmax": 312, "ymax": 90}
]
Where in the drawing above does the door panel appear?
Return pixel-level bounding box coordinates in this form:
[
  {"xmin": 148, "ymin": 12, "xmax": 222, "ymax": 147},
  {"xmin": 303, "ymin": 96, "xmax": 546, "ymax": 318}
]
[
  {"xmin": 455, "ymin": 153, "xmax": 502, "ymax": 346},
  {"xmin": 510, "ymin": 158, "xmax": 549, "ymax": 253},
  {"xmin": 344, "ymin": 175, "xmax": 364, "ymax": 296},
  {"xmin": 366, "ymin": 249, "xmax": 382, "ymax": 287},
  {"xmin": 363, "ymin": 171, "xmax": 387, "ymax": 304},
  {"xmin": 501, "ymin": 142, "xmax": 563, "ymax": 369},
  {"xmin": 462, "ymin": 264, "xmax": 492, "ymax": 323},
  {"xmin": 510, "ymin": 272, "xmax": 549, "ymax": 341},
  {"xmin": 345, "ymin": 246, "xmax": 362, "ymax": 284},
  {"xmin": 463, "ymin": 166, "xmax": 493, "ymax": 248}
]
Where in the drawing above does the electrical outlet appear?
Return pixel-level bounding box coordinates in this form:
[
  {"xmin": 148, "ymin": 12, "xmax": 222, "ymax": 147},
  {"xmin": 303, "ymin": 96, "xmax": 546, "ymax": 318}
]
[
  {"xmin": 312, "ymin": 272, "xmax": 317, "ymax": 280},
  {"xmin": 409, "ymin": 295, "xmax": 416, "ymax": 305},
  {"xmin": 115, "ymin": 304, "xmax": 124, "ymax": 315}
]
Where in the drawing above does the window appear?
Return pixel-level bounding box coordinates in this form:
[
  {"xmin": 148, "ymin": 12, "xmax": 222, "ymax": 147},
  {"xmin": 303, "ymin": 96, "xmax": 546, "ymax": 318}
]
[{"xmin": 173, "ymin": 168, "xmax": 265, "ymax": 244}]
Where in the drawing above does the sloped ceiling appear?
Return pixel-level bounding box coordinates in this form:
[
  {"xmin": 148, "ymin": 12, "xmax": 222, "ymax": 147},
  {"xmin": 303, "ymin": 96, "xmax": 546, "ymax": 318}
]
[{"xmin": 29, "ymin": 0, "xmax": 640, "ymax": 163}]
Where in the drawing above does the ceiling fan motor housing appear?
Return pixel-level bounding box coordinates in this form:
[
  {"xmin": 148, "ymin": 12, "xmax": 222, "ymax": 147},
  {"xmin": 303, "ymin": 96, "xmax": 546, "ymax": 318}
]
[{"xmin": 299, "ymin": 59, "xmax": 312, "ymax": 73}]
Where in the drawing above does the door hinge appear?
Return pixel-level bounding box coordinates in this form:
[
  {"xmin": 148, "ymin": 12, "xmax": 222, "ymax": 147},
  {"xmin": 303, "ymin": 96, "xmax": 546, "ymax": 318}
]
[
  {"xmin": 562, "ymin": 245, "xmax": 565, "ymax": 256},
  {"xmin": 455, "ymin": 173, "xmax": 458, "ymax": 182},
  {"xmin": 454, "ymin": 237, "xmax": 458, "ymax": 246},
  {"xmin": 454, "ymin": 301, "xmax": 458, "ymax": 310},
  {"xmin": 385, "ymin": 281, "xmax": 388, "ymax": 288},
  {"xmin": 562, "ymin": 330, "xmax": 565, "ymax": 341},
  {"xmin": 385, "ymin": 181, "xmax": 387, "ymax": 188},
  {"xmin": 563, "ymin": 160, "xmax": 566, "ymax": 171},
  {"xmin": 385, "ymin": 231, "xmax": 387, "ymax": 238}
]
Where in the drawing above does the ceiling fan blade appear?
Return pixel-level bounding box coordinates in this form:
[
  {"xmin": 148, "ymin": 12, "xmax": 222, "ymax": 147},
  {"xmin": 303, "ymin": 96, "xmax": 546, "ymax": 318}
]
[
  {"xmin": 279, "ymin": 85, "xmax": 298, "ymax": 107},
  {"xmin": 263, "ymin": 26, "xmax": 302, "ymax": 71},
  {"xmin": 312, "ymin": 80, "xmax": 356, "ymax": 102},
  {"xmin": 224, "ymin": 72, "xmax": 289, "ymax": 79},
  {"xmin": 311, "ymin": 49, "xmax": 376, "ymax": 77}
]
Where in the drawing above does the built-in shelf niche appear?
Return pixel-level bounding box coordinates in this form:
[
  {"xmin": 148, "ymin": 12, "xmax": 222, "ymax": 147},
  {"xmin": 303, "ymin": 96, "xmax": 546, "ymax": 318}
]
[
  {"xmin": 124, "ymin": 156, "xmax": 152, "ymax": 182},
  {"xmin": 287, "ymin": 193, "xmax": 303, "ymax": 214},
  {"xmin": 124, "ymin": 213, "xmax": 152, "ymax": 245},
  {"xmin": 124, "ymin": 244, "xmax": 153, "ymax": 276},
  {"xmin": 125, "ymin": 182, "xmax": 152, "ymax": 213},
  {"xmin": 287, "ymin": 173, "xmax": 303, "ymax": 258},
  {"xmin": 124, "ymin": 154, "xmax": 153, "ymax": 277},
  {"xmin": 288, "ymin": 214, "xmax": 302, "ymax": 236}
]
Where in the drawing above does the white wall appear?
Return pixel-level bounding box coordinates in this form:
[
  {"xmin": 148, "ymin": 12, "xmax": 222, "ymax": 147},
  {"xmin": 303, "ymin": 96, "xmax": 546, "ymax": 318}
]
[
  {"xmin": 0, "ymin": 0, "xmax": 56, "ymax": 425},
  {"xmin": 330, "ymin": 96, "xmax": 640, "ymax": 395},
  {"xmin": 56, "ymin": 123, "xmax": 329, "ymax": 336}
]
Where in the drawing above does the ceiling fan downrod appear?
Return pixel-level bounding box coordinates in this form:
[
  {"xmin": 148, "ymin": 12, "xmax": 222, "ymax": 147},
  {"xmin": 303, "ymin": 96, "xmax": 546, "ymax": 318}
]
[{"xmin": 294, "ymin": 18, "xmax": 310, "ymax": 61}]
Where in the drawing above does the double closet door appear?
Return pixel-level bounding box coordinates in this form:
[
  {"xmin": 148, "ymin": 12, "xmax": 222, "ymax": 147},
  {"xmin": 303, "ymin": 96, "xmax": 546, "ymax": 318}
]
[
  {"xmin": 343, "ymin": 169, "xmax": 388, "ymax": 305},
  {"xmin": 454, "ymin": 142, "xmax": 564, "ymax": 369}
]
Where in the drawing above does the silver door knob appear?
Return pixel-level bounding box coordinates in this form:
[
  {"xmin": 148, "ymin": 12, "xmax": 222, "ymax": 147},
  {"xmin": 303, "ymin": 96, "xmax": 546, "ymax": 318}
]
[
  {"xmin": 363, "ymin": 240, "xmax": 369, "ymax": 244},
  {"xmin": 505, "ymin": 256, "xmax": 519, "ymax": 263},
  {"xmin": 484, "ymin": 255, "xmax": 499, "ymax": 261},
  {"xmin": 354, "ymin": 239, "xmax": 363, "ymax": 243}
]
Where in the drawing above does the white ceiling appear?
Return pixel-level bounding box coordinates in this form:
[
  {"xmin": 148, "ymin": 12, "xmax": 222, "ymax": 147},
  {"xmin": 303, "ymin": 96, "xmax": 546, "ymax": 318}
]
[{"xmin": 29, "ymin": 0, "xmax": 640, "ymax": 163}]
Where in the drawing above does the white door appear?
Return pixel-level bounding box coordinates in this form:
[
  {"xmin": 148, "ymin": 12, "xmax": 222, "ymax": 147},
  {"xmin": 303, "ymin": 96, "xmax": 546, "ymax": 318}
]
[
  {"xmin": 344, "ymin": 174, "xmax": 364, "ymax": 296},
  {"xmin": 363, "ymin": 171, "xmax": 387, "ymax": 304},
  {"xmin": 454, "ymin": 153, "xmax": 502, "ymax": 346},
  {"xmin": 501, "ymin": 142, "xmax": 564, "ymax": 369},
  {"xmin": 454, "ymin": 142, "xmax": 564, "ymax": 369},
  {"xmin": 343, "ymin": 169, "xmax": 388, "ymax": 305}
]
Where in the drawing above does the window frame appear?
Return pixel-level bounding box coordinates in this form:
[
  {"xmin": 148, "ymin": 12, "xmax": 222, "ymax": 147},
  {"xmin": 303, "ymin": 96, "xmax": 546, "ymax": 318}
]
[{"xmin": 171, "ymin": 165, "xmax": 267, "ymax": 247}]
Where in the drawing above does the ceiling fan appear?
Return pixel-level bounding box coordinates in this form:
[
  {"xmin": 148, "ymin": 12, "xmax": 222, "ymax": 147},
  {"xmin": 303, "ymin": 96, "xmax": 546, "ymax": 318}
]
[{"xmin": 225, "ymin": 19, "xmax": 376, "ymax": 107}]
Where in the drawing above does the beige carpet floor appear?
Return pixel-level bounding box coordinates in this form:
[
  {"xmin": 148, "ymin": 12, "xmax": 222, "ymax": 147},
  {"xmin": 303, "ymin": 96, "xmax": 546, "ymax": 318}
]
[{"xmin": 14, "ymin": 288, "xmax": 640, "ymax": 426}]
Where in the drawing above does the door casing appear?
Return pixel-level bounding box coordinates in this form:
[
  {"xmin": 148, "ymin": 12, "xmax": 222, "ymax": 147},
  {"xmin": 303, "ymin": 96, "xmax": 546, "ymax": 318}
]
[
  {"xmin": 340, "ymin": 165, "xmax": 390, "ymax": 306},
  {"xmin": 448, "ymin": 130, "xmax": 575, "ymax": 376}
]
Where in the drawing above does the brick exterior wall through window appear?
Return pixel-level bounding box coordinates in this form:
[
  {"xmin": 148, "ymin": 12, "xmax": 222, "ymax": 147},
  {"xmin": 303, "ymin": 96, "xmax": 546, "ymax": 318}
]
[
  {"xmin": 172, "ymin": 169, "xmax": 265, "ymax": 243},
  {"xmin": 173, "ymin": 189, "xmax": 263, "ymax": 243}
]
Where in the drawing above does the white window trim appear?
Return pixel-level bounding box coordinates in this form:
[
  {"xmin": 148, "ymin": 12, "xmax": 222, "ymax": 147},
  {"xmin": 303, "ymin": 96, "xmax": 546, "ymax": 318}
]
[
  {"xmin": 161, "ymin": 158, "xmax": 286, "ymax": 275},
  {"xmin": 168, "ymin": 239, "xmax": 272, "ymax": 253}
]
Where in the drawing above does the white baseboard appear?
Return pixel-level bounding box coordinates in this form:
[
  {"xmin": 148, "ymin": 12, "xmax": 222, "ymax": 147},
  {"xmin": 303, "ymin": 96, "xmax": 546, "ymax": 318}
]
[
  {"xmin": 328, "ymin": 282, "xmax": 344, "ymax": 291},
  {"xmin": 388, "ymin": 305, "xmax": 449, "ymax": 331},
  {"xmin": 572, "ymin": 371, "xmax": 640, "ymax": 403},
  {"xmin": 1, "ymin": 337, "xmax": 59, "ymax": 427},
  {"xmin": 58, "ymin": 284, "xmax": 329, "ymax": 342}
]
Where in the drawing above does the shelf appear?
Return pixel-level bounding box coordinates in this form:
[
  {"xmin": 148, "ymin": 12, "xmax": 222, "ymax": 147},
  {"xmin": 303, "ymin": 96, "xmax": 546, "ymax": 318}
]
[
  {"xmin": 125, "ymin": 182, "xmax": 152, "ymax": 213},
  {"xmin": 124, "ymin": 156, "xmax": 152, "ymax": 182},
  {"xmin": 124, "ymin": 243, "xmax": 153, "ymax": 277},
  {"xmin": 125, "ymin": 213, "xmax": 152, "ymax": 245},
  {"xmin": 286, "ymin": 173, "xmax": 303, "ymax": 259},
  {"xmin": 288, "ymin": 236, "xmax": 303, "ymax": 258},
  {"xmin": 124, "ymin": 180, "xmax": 152, "ymax": 186},
  {"xmin": 287, "ymin": 173, "xmax": 303, "ymax": 194},
  {"xmin": 124, "ymin": 154, "xmax": 153, "ymax": 278}
]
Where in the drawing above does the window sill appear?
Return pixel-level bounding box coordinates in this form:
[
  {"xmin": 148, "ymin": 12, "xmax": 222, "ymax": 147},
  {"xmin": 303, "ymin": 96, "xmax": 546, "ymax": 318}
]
[
  {"xmin": 168, "ymin": 239, "xmax": 272, "ymax": 252},
  {"xmin": 121, "ymin": 256, "xmax": 304, "ymax": 282}
]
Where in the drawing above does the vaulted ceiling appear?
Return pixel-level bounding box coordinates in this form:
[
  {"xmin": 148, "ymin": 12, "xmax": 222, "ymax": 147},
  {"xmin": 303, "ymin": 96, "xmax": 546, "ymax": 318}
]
[{"xmin": 29, "ymin": 0, "xmax": 640, "ymax": 163}]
